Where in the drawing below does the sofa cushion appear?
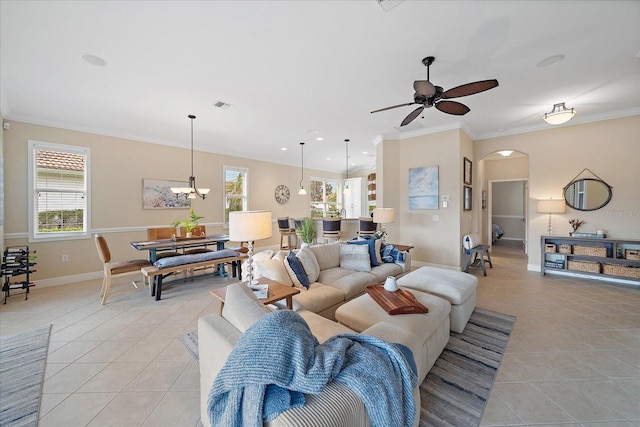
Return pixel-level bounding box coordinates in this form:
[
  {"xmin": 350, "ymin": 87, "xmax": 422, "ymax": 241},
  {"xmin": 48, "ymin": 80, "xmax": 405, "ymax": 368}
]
[
  {"xmin": 310, "ymin": 242, "xmax": 341, "ymax": 270},
  {"xmin": 374, "ymin": 238, "xmax": 383, "ymax": 265},
  {"xmin": 369, "ymin": 263, "xmax": 403, "ymax": 282},
  {"xmin": 256, "ymin": 252, "xmax": 293, "ymax": 287},
  {"xmin": 339, "ymin": 244, "xmax": 371, "ymax": 272},
  {"xmin": 347, "ymin": 238, "xmax": 380, "ymax": 267},
  {"xmin": 286, "ymin": 284, "xmax": 346, "ymax": 317},
  {"xmin": 319, "ymin": 268, "xmax": 377, "ymax": 300},
  {"xmin": 285, "ymin": 250, "xmax": 310, "ymax": 289},
  {"xmin": 296, "ymin": 246, "xmax": 320, "ymax": 283},
  {"xmin": 297, "ymin": 310, "xmax": 355, "ymax": 343},
  {"xmin": 221, "ymin": 283, "xmax": 270, "ymax": 332}
]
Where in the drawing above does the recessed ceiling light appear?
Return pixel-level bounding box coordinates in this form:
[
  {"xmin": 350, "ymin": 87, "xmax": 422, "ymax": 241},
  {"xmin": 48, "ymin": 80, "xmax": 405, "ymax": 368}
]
[
  {"xmin": 326, "ymin": 157, "xmax": 331, "ymax": 161},
  {"xmin": 281, "ymin": 147, "xmax": 287, "ymax": 151},
  {"xmin": 80, "ymin": 54, "xmax": 106, "ymax": 66},
  {"xmin": 536, "ymin": 54, "xmax": 565, "ymax": 68},
  {"xmin": 362, "ymin": 151, "xmax": 368, "ymax": 154},
  {"xmin": 316, "ymin": 137, "xmax": 323, "ymax": 141}
]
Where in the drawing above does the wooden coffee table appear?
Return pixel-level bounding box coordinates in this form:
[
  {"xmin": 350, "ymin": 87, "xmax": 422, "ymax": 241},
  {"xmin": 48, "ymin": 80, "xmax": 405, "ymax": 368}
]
[{"xmin": 210, "ymin": 278, "xmax": 300, "ymax": 314}]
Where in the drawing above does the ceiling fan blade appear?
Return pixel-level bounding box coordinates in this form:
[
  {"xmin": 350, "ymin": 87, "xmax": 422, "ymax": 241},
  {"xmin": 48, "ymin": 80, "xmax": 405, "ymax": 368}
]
[
  {"xmin": 371, "ymin": 102, "xmax": 416, "ymax": 114},
  {"xmin": 442, "ymin": 79, "xmax": 499, "ymax": 99},
  {"xmin": 401, "ymin": 107, "xmax": 424, "ymax": 126},
  {"xmin": 435, "ymin": 100, "xmax": 470, "ymax": 116},
  {"xmin": 413, "ymin": 80, "xmax": 436, "ymax": 97}
]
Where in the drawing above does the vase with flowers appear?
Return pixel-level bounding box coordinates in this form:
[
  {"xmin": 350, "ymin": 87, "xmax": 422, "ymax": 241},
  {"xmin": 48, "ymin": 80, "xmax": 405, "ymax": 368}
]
[{"xmin": 569, "ymin": 218, "xmax": 586, "ymax": 236}]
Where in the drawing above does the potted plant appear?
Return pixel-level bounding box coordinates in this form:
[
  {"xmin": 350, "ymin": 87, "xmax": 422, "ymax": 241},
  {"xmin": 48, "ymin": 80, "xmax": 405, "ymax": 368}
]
[
  {"xmin": 296, "ymin": 217, "xmax": 317, "ymax": 246},
  {"xmin": 172, "ymin": 208, "xmax": 204, "ymax": 238}
]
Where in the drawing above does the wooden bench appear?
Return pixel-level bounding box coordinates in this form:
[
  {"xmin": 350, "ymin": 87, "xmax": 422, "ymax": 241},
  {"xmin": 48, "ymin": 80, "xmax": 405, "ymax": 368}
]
[{"xmin": 142, "ymin": 253, "xmax": 247, "ymax": 300}]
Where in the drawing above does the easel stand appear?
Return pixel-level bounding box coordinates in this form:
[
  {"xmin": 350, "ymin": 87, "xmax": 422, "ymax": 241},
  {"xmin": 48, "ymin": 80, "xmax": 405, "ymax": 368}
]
[{"xmin": 2, "ymin": 245, "xmax": 37, "ymax": 304}]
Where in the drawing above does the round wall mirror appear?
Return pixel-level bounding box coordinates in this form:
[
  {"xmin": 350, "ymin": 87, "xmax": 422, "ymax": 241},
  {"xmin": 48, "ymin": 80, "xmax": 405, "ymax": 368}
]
[{"xmin": 564, "ymin": 178, "xmax": 612, "ymax": 211}]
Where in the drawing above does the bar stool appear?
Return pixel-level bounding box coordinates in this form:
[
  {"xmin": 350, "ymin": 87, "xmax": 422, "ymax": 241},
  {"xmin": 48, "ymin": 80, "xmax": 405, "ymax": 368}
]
[
  {"xmin": 277, "ymin": 217, "xmax": 297, "ymax": 249},
  {"xmin": 357, "ymin": 217, "xmax": 377, "ymax": 237},
  {"xmin": 322, "ymin": 217, "xmax": 342, "ymax": 243}
]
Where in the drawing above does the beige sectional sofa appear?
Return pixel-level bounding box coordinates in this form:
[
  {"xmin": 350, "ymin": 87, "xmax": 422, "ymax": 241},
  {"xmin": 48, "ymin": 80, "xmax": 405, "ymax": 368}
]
[{"xmin": 247, "ymin": 242, "xmax": 410, "ymax": 319}]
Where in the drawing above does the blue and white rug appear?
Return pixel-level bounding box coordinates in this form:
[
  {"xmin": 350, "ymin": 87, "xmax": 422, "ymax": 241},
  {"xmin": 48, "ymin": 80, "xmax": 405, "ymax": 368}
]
[{"xmin": 0, "ymin": 325, "xmax": 52, "ymax": 427}]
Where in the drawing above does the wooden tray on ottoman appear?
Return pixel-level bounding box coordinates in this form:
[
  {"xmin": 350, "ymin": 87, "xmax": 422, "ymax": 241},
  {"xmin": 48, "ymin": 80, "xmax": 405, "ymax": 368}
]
[{"xmin": 364, "ymin": 285, "xmax": 428, "ymax": 315}]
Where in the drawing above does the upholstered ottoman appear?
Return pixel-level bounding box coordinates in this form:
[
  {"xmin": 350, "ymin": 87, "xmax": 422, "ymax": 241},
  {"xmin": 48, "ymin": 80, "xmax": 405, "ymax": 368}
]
[
  {"xmin": 335, "ymin": 289, "xmax": 451, "ymax": 379},
  {"xmin": 397, "ymin": 266, "xmax": 477, "ymax": 333}
]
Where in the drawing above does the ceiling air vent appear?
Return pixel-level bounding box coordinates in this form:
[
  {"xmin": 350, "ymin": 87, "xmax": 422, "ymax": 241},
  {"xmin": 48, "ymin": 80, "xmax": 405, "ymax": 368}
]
[{"xmin": 377, "ymin": 0, "xmax": 404, "ymax": 12}]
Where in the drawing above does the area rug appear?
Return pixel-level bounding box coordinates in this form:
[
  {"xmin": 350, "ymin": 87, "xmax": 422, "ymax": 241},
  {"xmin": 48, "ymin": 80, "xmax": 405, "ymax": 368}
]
[
  {"xmin": 0, "ymin": 325, "xmax": 52, "ymax": 427},
  {"xmin": 419, "ymin": 308, "xmax": 516, "ymax": 427},
  {"xmin": 179, "ymin": 308, "xmax": 515, "ymax": 427}
]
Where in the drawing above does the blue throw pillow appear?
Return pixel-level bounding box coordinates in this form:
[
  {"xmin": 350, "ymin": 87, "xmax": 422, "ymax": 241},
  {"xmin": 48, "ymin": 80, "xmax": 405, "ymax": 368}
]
[
  {"xmin": 381, "ymin": 243, "xmax": 397, "ymax": 263},
  {"xmin": 286, "ymin": 251, "xmax": 310, "ymax": 289},
  {"xmin": 348, "ymin": 238, "xmax": 380, "ymax": 267}
]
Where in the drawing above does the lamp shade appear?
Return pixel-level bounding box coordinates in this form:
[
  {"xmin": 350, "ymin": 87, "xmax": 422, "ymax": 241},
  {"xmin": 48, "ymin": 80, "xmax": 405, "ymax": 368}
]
[
  {"xmin": 537, "ymin": 199, "xmax": 566, "ymax": 214},
  {"xmin": 373, "ymin": 207, "xmax": 395, "ymax": 224},
  {"xmin": 543, "ymin": 103, "xmax": 576, "ymax": 125},
  {"xmin": 229, "ymin": 210, "xmax": 272, "ymax": 242}
]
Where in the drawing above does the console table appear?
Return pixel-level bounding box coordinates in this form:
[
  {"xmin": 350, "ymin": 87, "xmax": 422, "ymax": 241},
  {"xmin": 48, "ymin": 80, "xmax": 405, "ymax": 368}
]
[{"xmin": 541, "ymin": 235, "xmax": 640, "ymax": 285}]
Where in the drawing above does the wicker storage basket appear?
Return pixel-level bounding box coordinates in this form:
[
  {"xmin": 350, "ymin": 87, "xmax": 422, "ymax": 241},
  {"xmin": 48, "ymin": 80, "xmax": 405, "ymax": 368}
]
[
  {"xmin": 603, "ymin": 264, "xmax": 640, "ymax": 279},
  {"xmin": 558, "ymin": 244, "xmax": 571, "ymax": 254},
  {"xmin": 625, "ymin": 249, "xmax": 640, "ymax": 261},
  {"xmin": 544, "ymin": 243, "xmax": 556, "ymax": 253},
  {"xmin": 572, "ymin": 245, "xmax": 607, "ymax": 257},
  {"xmin": 568, "ymin": 260, "xmax": 600, "ymax": 274}
]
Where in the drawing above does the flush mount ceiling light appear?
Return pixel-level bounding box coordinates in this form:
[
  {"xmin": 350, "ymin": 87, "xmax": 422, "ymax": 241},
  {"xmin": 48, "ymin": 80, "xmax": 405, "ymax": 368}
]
[
  {"xmin": 298, "ymin": 142, "xmax": 307, "ymax": 195},
  {"xmin": 498, "ymin": 150, "xmax": 514, "ymax": 157},
  {"xmin": 543, "ymin": 102, "xmax": 576, "ymax": 125},
  {"xmin": 80, "ymin": 53, "xmax": 106, "ymax": 66},
  {"xmin": 343, "ymin": 139, "xmax": 351, "ymax": 195},
  {"xmin": 171, "ymin": 115, "xmax": 210, "ymax": 200}
]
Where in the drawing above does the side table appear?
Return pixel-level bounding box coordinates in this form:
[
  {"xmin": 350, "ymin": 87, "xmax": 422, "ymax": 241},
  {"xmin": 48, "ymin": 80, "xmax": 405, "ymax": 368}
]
[{"xmin": 210, "ymin": 278, "xmax": 300, "ymax": 314}]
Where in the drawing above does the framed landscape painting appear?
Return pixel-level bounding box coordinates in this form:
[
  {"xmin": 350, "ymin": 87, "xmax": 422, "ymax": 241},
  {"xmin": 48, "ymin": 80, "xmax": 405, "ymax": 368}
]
[
  {"xmin": 409, "ymin": 166, "xmax": 439, "ymax": 210},
  {"xmin": 142, "ymin": 179, "xmax": 190, "ymax": 209}
]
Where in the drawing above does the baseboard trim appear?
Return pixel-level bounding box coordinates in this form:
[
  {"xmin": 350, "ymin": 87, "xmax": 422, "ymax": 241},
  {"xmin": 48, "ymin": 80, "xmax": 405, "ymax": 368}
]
[{"xmin": 35, "ymin": 271, "xmax": 102, "ymax": 288}]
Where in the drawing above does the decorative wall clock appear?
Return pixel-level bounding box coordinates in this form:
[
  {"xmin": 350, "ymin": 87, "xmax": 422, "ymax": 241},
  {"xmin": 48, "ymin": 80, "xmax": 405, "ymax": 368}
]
[{"xmin": 274, "ymin": 185, "xmax": 290, "ymax": 204}]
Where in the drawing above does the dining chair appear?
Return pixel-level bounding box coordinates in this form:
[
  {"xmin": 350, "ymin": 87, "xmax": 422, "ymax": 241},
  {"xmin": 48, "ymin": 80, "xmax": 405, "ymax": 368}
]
[
  {"xmin": 182, "ymin": 225, "xmax": 213, "ymax": 254},
  {"xmin": 94, "ymin": 234, "xmax": 152, "ymax": 305},
  {"xmin": 322, "ymin": 217, "xmax": 342, "ymax": 243},
  {"xmin": 357, "ymin": 217, "xmax": 378, "ymax": 237},
  {"xmin": 146, "ymin": 227, "xmax": 181, "ymax": 259},
  {"xmin": 277, "ymin": 217, "xmax": 297, "ymax": 249}
]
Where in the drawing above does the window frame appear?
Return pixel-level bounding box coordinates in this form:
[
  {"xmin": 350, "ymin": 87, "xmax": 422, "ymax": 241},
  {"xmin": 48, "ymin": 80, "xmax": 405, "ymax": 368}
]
[
  {"xmin": 309, "ymin": 176, "xmax": 343, "ymax": 218},
  {"xmin": 223, "ymin": 165, "xmax": 248, "ymax": 227},
  {"xmin": 28, "ymin": 140, "xmax": 91, "ymax": 242}
]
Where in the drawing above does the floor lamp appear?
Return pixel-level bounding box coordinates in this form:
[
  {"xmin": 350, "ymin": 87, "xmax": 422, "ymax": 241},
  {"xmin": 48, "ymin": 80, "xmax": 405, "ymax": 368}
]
[
  {"xmin": 229, "ymin": 210, "xmax": 272, "ymax": 285},
  {"xmin": 537, "ymin": 199, "xmax": 566, "ymax": 235},
  {"xmin": 373, "ymin": 207, "xmax": 395, "ymax": 244}
]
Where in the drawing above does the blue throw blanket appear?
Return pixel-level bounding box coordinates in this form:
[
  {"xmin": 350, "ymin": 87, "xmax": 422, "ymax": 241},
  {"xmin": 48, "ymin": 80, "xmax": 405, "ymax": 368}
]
[{"xmin": 208, "ymin": 310, "xmax": 417, "ymax": 427}]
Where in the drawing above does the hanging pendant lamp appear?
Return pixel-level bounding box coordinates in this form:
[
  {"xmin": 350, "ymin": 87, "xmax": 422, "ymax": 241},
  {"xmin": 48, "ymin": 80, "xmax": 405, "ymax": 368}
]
[
  {"xmin": 343, "ymin": 138, "xmax": 351, "ymax": 195},
  {"xmin": 298, "ymin": 142, "xmax": 307, "ymax": 195},
  {"xmin": 171, "ymin": 114, "xmax": 210, "ymax": 200},
  {"xmin": 543, "ymin": 102, "xmax": 576, "ymax": 125}
]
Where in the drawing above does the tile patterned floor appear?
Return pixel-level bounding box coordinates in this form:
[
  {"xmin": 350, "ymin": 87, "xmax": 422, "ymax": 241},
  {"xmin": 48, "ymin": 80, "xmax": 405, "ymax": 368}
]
[{"xmin": 0, "ymin": 252, "xmax": 638, "ymax": 426}]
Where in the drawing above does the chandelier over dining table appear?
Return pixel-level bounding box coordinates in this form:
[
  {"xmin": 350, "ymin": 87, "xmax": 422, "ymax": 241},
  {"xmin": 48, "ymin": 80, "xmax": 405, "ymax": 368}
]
[{"xmin": 171, "ymin": 114, "xmax": 210, "ymax": 200}]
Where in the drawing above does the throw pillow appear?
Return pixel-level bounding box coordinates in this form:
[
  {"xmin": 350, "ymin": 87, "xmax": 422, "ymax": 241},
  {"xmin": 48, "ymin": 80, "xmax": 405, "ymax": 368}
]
[
  {"xmin": 221, "ymin": 283, "xmax": 270, "ymax": 332},
  {"xmin": 296, "ymin": 246, "xmax": 320, "ymax": 283},
  {"xmin": 284, "ymin": 251, "xmax": 311, "ymax": 289},
  {"xmin": 374, "ymin": 238, "xmax": 383, "ymax": 265},
  {"xmin": 339, "ymin": 244, "xmax": 371, "ymax": 272},
  {"xmin": 255, "ymin": 256, "xmax": 293, "ymax": 287},
  {"xmin": 347, "ymin": 237, "xmax": 379, "ymax": 267},
  {"xmin": 241, "ymin": 249, "xmax": 274, "ymax": 282}
]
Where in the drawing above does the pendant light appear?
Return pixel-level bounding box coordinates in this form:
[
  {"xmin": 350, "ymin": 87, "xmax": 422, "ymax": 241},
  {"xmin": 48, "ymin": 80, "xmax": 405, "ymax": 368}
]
[
  {"xmin": 343, "ymin": 139, "xmax": 351, "ymax": 195},
  {"xmin": 171, "ymin": 115, "xmax": 210, "ymax": 200},
  {"xmin": 298, "ymin": 142, "xmax": 307, "ymax": 195}
]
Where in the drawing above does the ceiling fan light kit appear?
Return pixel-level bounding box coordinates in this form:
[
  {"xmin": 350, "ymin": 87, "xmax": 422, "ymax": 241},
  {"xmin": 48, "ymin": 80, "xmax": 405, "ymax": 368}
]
[
  {"xmin": 371, "ymin": 56, "xmax": 499, "ymax": 127},
  {"xmin": 171, "ymin": 114, "xmax": 210, "ymax": 200},
  {"xmin": 543, "ymin": 102, "xmax": 576, "ymax": 125}
]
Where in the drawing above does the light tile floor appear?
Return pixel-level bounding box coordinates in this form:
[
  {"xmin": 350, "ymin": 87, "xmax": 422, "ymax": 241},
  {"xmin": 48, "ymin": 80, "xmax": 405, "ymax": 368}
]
[{"xmin": 0, "ymin": 252, "xmax": 638, "ymax": 426}]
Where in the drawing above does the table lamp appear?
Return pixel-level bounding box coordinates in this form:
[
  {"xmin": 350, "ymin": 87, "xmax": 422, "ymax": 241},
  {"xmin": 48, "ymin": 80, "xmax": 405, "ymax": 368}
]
[
  {"xmin": 537, "ymin": 199, "xmax": 566, "ymax": 235},
  {"xmin": 229, "ymin": 210, "xmax": 272, "ymax": 284},
  {"xmin": 373, "ymin": 207, "xmax": 395, "ymax": 244}
]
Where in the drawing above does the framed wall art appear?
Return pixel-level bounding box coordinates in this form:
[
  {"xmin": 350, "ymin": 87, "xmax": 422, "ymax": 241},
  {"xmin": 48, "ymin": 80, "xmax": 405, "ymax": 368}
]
[
  {"xmin": 463, "ymin": 157, "xmax": 472, "ymax": 185},
  {"xmin": 409, "ymin": 165, "xmax": 439, "ymax": 210},
  {"xmin": 142, "ymin": 179, "xmax": 191, "ymax": 209},
  {"xmin": 463, "ymin": 186, "xmax": 473, "ymax": 211}
]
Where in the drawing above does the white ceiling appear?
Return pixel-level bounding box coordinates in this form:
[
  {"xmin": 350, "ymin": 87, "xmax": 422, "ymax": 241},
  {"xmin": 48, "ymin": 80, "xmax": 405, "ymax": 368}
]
[{"xmin": 1, "ymin": 1, "xmax": 639, "ymax": 174}]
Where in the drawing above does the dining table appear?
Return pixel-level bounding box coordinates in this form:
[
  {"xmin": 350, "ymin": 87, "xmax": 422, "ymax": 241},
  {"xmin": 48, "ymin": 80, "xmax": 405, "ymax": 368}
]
[{"xmin": 130, "ymin": 234, "xmax": 231, "ymax": 276}]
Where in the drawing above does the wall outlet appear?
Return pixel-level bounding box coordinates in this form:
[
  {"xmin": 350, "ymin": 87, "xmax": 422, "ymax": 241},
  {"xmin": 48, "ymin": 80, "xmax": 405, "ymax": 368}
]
[{"xmin": 62, "ymin": 254, "xmax": 69, "ymax": 262}]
